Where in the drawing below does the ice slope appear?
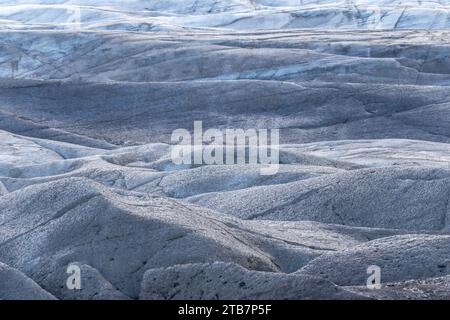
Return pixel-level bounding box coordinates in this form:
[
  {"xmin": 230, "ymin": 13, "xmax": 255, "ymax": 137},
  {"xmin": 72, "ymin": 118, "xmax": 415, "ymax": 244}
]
[
  {"xmin": 1, "ymin": 129, "xmax": 447, "ymax": 299},
  {"xmin": 1, "ymin": 0, "xmax": 450, "ymax": 301},
  {"xmin": 1, "ymin": 0, "xmax": 450, "ymax": 30}
]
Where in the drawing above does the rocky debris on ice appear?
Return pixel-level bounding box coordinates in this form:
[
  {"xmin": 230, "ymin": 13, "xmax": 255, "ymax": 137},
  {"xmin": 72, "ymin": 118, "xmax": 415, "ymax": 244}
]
[
  {"xmin": 2, "ymin": 29, "xmax": 450, "ymax": 86},
  {"xmin": 1, "ymin": 78, "xmax": 450, "ymax": 146},
  {"xmin": 139, "ymin": 262, "xmax": 366, "ymax": 300},
  {"xmin": 188, "ymin": 166, "xmax": 450, "ymax": 231},
  {"xmin": 346, "ymin": 275, "xmax": 450, "ymax": 300},
  {"xmin": 50, "ymin": 262, "xmax": 130, "ymax": 300},
  {"xmin": 0, "ymin": 172, "xmax": 410, "ymax": 298},
  {"xmin": 1, "ymin": 2, "xmax": 450, "ymax": 299},
  {"xmin": 298, "ymin": 235, "xmax": 450, "ymax": 286},
  {"xmin": 0, "ymin": 262, "xmax": 56, "ymax": 300}
]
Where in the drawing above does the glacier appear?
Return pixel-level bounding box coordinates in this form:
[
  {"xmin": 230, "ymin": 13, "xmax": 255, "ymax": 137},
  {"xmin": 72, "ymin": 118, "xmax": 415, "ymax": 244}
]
[{"xmin": 0, "ymin": 0, "xmax": 450, "ymax": 300}]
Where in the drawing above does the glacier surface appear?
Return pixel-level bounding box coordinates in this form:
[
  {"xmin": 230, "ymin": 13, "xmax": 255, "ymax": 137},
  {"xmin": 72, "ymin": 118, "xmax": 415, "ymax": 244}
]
[{"xmin": 0, "ymin": 1, "xmax": 450, "ymax": 300}]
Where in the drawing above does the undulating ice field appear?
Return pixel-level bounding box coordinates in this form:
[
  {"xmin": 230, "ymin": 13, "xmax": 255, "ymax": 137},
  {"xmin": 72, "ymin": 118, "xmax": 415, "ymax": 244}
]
[{"xmin": 1, "ymin": 0, "xmax": 450, "ymax": 300}]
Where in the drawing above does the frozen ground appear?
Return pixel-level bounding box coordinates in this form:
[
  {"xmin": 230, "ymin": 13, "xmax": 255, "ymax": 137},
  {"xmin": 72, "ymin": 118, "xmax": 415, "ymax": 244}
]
[{"xmin": 1, "ymin": 1, "xmax": 450, "ymax": 300}]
